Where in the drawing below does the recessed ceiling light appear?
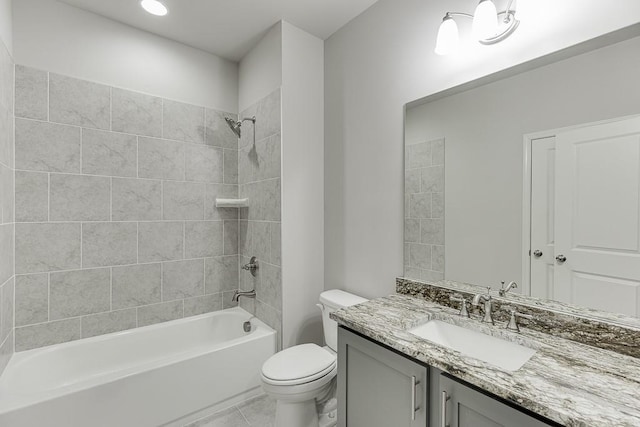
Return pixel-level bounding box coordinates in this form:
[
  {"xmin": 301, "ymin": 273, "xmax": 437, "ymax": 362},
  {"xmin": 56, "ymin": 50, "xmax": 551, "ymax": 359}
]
[{"xmin": 141, "ymin": 0, "xmax": 168, "ymax": 16}]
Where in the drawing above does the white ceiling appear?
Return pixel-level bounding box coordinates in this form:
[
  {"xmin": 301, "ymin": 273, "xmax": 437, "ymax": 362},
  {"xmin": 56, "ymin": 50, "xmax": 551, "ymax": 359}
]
[{"xmin": 58, "ymin": 0, "xmax": 381, "ymax": 61}]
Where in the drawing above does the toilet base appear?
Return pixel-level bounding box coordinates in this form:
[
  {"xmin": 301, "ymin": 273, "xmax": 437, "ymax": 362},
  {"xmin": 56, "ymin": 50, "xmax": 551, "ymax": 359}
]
[{"xmin": 275, "ymin": 399, "xmax": 319, "ymax": 427}]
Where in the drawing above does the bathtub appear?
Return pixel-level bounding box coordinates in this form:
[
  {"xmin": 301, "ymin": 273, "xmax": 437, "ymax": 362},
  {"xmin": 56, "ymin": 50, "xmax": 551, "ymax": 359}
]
[{"xmin": 0, "ymin": 307, "xmax": 276, "ymax": 427}]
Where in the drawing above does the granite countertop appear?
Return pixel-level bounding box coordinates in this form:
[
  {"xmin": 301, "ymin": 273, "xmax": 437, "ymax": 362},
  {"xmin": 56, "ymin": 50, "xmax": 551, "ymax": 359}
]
[{"xmin": 331, "ymin": 294, "xmax": 640, "ymax": 427}]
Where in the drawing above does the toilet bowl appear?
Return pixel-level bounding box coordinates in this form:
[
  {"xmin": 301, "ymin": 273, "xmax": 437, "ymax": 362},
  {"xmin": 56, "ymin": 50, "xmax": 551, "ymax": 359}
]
[{"xmin": 260, "ymin": 289, "xmax": 367, "ymax": 427}]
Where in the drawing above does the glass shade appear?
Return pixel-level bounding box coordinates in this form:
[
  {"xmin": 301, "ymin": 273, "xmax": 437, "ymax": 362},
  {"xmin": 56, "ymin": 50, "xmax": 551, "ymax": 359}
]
[
  {"xmin": 435, "ymin": 16, "xmax": 459, "ymax": 56},
  {"xmin": 141, "ymin": 0, "xmax": 168, "ymax": 16},
  {"xmin": 472, "ymin": 0, "xmax": 498, "ymax": 40}
]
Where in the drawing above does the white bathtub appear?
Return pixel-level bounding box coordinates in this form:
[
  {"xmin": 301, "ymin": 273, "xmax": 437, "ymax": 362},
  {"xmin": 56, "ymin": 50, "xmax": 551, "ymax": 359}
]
[{"xmin": 0, "ymin": 307, "xmax": 276, "ymax": 427}]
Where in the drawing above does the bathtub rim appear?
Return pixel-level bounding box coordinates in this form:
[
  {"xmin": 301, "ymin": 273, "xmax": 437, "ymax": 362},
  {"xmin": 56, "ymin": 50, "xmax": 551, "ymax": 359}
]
[{"xmin": 0, "ymin": 306, "xmax": 275, "ymax": 414}]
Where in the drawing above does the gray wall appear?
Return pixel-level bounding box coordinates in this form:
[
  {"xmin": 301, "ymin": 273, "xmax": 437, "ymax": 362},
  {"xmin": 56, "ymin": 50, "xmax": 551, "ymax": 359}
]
[
  {"xmin": 324, "ymin": 0, "xmax": 640, "ymax": 299},
  {"xmin": 237, "ymin": 89, "xmax": 283, "ymax": 347},
  {"xmin": 13, "ymin": 67, "xmax": 241, "ymax": 351},
  {"xmin": 405, "ymin": 35, "xmax": 640, "ymax": 288},
  {"xmin": 0, "ymin": 31, "xmax": 14, "ymax": 374}
]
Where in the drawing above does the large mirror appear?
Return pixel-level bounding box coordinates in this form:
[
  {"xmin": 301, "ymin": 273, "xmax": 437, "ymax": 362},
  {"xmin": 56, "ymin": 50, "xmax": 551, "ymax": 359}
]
[{"xmin": 404, "ymin": 29, "xmax": 640, "ymax": 317}]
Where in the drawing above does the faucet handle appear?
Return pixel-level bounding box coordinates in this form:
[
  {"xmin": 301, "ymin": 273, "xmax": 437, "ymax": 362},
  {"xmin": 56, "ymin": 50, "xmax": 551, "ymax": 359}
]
[
  {"xmin": 449, "ymin": 294, "xmax": 470, "ymax": 318},
  {"xmin": 505, "ymin": 308, "xmax": 534, "ymax": 332}
]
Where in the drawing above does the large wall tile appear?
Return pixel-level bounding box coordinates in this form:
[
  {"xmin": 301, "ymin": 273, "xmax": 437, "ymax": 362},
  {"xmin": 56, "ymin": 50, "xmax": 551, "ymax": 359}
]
[
  {"xmin": 223, "ymin": 220, "xmax": 238, "ymax": 255},
  {"xmin": 255, "ymin": 300, "xmax": 281, "ymax": 344},
  {"xmin": 257, "ymin": 263, "xmax": 282, "ymax": 311},
  {"xmin": 205, "ymin": 256, "xmax": 239, "ymax": 294},
  {"xmin": 0, "ymin": 105, "xmax": 13, "ymax": 169},
  {"xmin": 223, "ymin": 149, "xmax": 238, "ymax": 184},
  {"xmin": 409, "ymin": 243, "xmax": 432, "ymax": 270},
  {"xmin": 421, "ymin": 218, "xmax": 444, "ymax": 245},
  {"xmin": 240, "ymin": 179, "xmax": 281, "ymax": 221},
  {"xmin": 409, "ymin": 193, "xmax": 431, "ymax": 219},
  {"xmin": 163, "ymin": 100, "xmax": 204, "ymax": 143},
  {"xmin": 81, "ymin": 309, "xmax": 137, "ymax": 338},
  {"xmin": 406, "ymin": 141, "xmax": 431, "ymax": 169},
  {"xmin": 421, "ymin": 166, "xmax": 444, "ymax": 193},
  {"xmin": 205, "ymin": 109, "xmax": 238, "ymax": 149},
  {"xmin": 270, "ymin": 222, "xmax": 281, "ymax": 266},
  {"xmin": 239, "ymin": 220, "xmax": 270, "ymax": 261},
  {"xmin": 112, "ymin": 178, "xmax": 161, "ymax": 221},
  {"xmin": 0, "ymin": 224, "xmax": 13, "ymax": 285},
  {"xmin": 254, "ymin": 89, "xmax": 281, "ymax": 142},
  {"xmin": 15, "ymin": 171, "xmax": 48, "ymax": 222},
  {"xmin": 137, "ymin": 300, "xmax": 183, "ymax": 327},
  {"xmin": 111, "ymin": 88, "xmax": 162, "ymax": 137},
  {"xmin": 239, "ymin": 132, "xmax": 280, "ymax": 184},
  {"xmin": 184, "ymin": 294, "xmax": 222, "ymax": 317},
  {"xmin": 163, "ymin": 181, "xmax": 204, "ymax": 220},
  {"xmin": 432, "ymin": 245, "xmax": 445, "ymax": 272},
  {"xmin": 15, "ymin": 119, "xmax": 81, "ymax": 173},
  {"xmin": 15, "ymin": 65, "xmax": 48, "ymax": 121},
  {"xmin": 15, "ymin": 223, "xmax": 81, "ymax": 274},
  {"xmin": 1, "ymin": 278, "xmax": 14, "ymax": 341},
  {"xmin": 185, "ymin": 221, "xmax": 223, "ymax": 258},
  {"xmin": 49, "ymin": 268, "xmax": 110, "ymax": 320},
  {"xmin": 49, "ymin": 174, "xmax": 110, "ymax": 221},
  {"xmin": 138, "ymin": 221, "xmax": 183, "ymax": 263},
  {"xmin": 15, "ymin": 274, "xmax": 48, "ymax": 327},
  {"xmin": 49, "ymin": 73, "xmax": 110, "ymax": 130},
  {"xmin": 112, "ymin": 263, "xmax": 161, "ymax": 310},
  {"xmin": 82, "ymin": 129, "xmax": 137, "ymax": 177},
  {"xmin": 15, "ymin": 318, "xmax": 81, "ymax": 351},
  {"xmin": 162, "ymin": 259, "xmax": 204, "ymax": 300},
  {"xmin": 185, "ymin": 144, "xmax": 223, "ymax": 183},
  {"xmin": 0, "ymin": 162, "xmax": 14, "ymax": 223},
  {"xmin": 82, "ymin": 222, "xmax": 137, "ymax": 267},
  {"xmin": 138, "ymin": 137, "xmax": 184, "ymax": 180}
]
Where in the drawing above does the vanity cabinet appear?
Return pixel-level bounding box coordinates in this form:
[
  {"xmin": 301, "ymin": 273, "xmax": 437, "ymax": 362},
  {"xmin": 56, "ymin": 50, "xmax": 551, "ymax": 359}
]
[
  {"xmin": 338, "ymin": 327, "xmax": 556, "ymax": 427},
  {"xmin": 337, "ymin": 327, "xmax": 428, "ymax": 426},
  {"xmin": 433, "ymin": 369, "xmax": 554, "ymax": 427}
]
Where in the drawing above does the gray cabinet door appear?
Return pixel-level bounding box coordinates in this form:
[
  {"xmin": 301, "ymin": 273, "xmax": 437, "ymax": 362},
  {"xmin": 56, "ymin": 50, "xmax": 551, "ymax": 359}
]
[
  {"xmin": 437, "ymin": 372, "xmax": 553, "ymax": 427},
  {"xmin": 338, "ymin": 327, "xmax": 428, "ymax": 427}
]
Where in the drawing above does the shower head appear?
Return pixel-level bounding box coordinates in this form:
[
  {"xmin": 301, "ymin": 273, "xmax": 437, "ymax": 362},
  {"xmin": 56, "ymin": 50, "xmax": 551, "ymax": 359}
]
[
  {"xmin": 224, "ymin": 116, "xmax": 256, "ymax": 138},
  {"xmin": 225, "ymin": 117, "xmax": 242, "ymax": 138}
]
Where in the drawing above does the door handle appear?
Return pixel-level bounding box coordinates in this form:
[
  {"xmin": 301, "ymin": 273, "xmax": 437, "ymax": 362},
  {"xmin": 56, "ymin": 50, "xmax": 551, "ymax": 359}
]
[
  {"xmin": 411, "ymin": 376, "xmax": 420, "ymax": 421},
  {"xmin": 441, "ymin": 390, "xmax": 450, "ymax": 427},
  {"xmin": 533, "ymin": 250, "xmax": 543, "ymax": 258},
  {"xmin": 555, "ymin": 254, "xmax": 567, "ymax": 263}
]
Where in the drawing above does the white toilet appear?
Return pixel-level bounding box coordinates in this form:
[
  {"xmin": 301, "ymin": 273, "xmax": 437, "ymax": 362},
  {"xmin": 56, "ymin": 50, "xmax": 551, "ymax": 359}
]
[{"xmin": 261, "ymin": 289, "xmax": 367, "ymax": 427}]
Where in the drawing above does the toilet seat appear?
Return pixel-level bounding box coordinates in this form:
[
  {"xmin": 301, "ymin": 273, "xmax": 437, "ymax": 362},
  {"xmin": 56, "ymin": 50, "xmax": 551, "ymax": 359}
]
[{"xmin": 262, "ymin": 344, "xmax": 337, "ymax": 386}]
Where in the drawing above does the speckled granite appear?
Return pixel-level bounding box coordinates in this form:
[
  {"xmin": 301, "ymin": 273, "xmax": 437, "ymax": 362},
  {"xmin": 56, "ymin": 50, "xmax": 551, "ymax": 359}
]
[
  {"xmin": 332, "ymin": 295, "xmax": 640, "ymax": 427},
  {"xmin": 397, "ymin": 278, "xmax": 640, "ymax": 358}
]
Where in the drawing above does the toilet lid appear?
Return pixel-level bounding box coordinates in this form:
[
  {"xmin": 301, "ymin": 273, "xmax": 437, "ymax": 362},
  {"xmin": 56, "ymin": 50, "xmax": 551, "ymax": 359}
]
[{"xmin": 262, "ymin": 344, "xmax": 336, "ymax": 384}]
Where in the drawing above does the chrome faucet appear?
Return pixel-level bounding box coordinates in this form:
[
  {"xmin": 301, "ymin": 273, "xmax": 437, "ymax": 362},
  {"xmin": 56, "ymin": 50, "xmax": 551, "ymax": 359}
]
[
  {"xmin": 472, "ymin": 287, "xmax": 494, "ymax": 325},
  {"xmin": 499, "ymin": 281, "xmax": 518, "ymax": 297},
  {"xmin": 232, "ymin": 289, "xmax": 256, "ymax": 302}
]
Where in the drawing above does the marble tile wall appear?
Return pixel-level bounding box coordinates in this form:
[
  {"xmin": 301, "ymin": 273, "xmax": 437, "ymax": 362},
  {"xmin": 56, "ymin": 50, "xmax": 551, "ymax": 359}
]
[
  {"xmin": 0, "ymin": 40, "xmax": 14, "ymax": 374},
  {"xmin": 404, "ymin": 138, "xmax": 445, "ymax": 282},
  {"xmin": 236, "ymin": 89, "xmax": 282, "ymax": 348},
  {"xmin": 12, "ymin": 66, "xmax": 240, "ymax": 351}
]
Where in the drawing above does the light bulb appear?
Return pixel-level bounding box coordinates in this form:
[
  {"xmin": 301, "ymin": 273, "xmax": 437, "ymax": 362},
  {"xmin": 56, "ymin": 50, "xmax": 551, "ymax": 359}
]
[
  {"xmin": 141, "ymin": 0, "xmax": 168, "ymax": 16},
  {"xmin": 434, "ymin": 16, "xmax": 459, "ymax": 56},
  {"xmin": 472, "ymin": 0, "xmax": 498, "ymax": 40}
]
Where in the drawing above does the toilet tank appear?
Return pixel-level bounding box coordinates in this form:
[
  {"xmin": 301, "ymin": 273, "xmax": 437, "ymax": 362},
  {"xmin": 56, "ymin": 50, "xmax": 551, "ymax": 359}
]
[{"xmin": 319, "ymin": 290, "xmax": 368, "ymax": 352}]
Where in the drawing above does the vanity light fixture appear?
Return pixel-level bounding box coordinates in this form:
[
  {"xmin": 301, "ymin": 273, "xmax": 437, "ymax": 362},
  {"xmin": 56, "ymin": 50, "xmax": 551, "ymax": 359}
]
[
  {"xmin": 141, "ymin": 0, "xmax": 168, "ymax": 16},
  {"xmin": 435, "ymin": 0, "xmax": 519, "ymax": 56}
]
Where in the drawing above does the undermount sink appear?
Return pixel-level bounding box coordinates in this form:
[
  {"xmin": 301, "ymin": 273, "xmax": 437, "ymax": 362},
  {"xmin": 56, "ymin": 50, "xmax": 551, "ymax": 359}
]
[{"xmin": 407, "ymin": 320, "xmax": 536, "ymax": 372}]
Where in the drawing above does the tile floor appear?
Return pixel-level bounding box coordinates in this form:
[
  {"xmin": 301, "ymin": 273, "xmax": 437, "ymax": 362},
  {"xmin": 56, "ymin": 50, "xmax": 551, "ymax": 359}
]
[{"xmin": 185, "ymin": 394, "xmax": 277, "ymax": 427}]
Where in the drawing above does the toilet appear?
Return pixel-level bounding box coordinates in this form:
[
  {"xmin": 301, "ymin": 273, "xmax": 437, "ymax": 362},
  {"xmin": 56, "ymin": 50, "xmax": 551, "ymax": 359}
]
[{"xmin": 260, "ymin": 289, "xmax": 367, "ymax": 427}]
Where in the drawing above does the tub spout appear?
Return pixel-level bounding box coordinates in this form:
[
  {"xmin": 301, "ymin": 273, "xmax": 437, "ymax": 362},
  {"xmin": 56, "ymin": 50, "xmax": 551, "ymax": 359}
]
[{"xmin": 232, "ymin": 289, "xmax": 256, "ymax": 302}]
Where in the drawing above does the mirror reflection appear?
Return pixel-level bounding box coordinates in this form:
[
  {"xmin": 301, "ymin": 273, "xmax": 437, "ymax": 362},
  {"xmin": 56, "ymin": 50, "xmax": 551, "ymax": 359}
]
[{"xmin": 404, "ymin": 34, "xmax": 640, "ymax": 317}]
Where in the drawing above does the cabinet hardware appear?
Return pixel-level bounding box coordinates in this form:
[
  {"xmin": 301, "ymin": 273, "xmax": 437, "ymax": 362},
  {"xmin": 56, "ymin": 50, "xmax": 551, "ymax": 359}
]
[
  {"xmin": 411, "ymin": 376, "xmax": 421, "ymax": 420},
  {"xmin": 555, "ymin": 254, "xmax": 567, "ymax": 263},
  {"xmin": 441, "ymin": 390, "xmax": 451, "ymax": 427}
]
